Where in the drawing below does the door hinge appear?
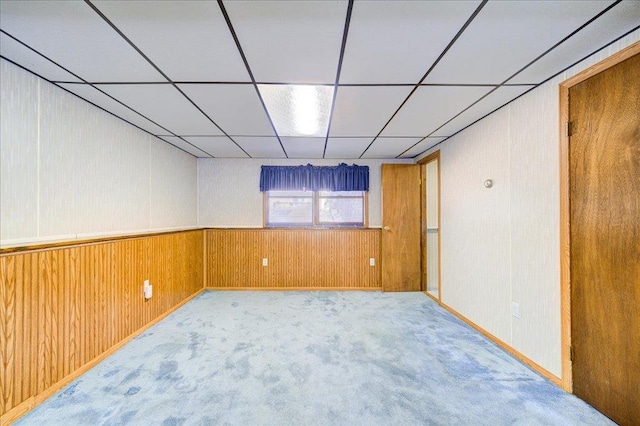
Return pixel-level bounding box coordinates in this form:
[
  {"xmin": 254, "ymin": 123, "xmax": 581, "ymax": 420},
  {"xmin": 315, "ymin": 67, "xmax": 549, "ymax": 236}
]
[
  {"xmin": 569, "ymin": 346, "xmax": 574, "ymax": 362},
  {"xmin": 567, "ymin": 121, "xmax": 574, "ymax": 137}
]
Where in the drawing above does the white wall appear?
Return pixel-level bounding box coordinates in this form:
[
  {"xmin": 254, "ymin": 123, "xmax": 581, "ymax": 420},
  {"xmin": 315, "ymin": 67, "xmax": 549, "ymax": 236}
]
[
  {"xmin": 198, "ymin": 158, "xmax": 413, "ymax": 228},
  {"xmin": 418, "ymin": 31, "xmax": 639, "ymax": 377},
  {"xmin": 0, "ymin": 59, "xmax": 198, "ymax": 247}
]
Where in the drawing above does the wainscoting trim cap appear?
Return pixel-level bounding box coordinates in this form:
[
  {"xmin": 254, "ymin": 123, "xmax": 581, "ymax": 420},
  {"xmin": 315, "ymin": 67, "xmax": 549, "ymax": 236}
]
[{"xmin": 0, "ymin": 227, "xmax": 203, "ymax": 255}]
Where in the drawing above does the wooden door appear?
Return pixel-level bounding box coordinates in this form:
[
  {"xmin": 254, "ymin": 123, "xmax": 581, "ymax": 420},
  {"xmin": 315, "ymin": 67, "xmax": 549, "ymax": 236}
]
[
  {"xmin": 381, "ymin": 164, "xmax": 421, "ymax": 292},
  {"xmin": 569, "ymin": 53, "xmax": 640, "ymax": 426}
]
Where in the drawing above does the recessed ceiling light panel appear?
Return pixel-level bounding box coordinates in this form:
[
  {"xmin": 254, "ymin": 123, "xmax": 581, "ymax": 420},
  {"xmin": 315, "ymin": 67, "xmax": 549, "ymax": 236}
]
[{"xmin": 258, "ymin": 84, "xmax": 334, "ymax": 137}]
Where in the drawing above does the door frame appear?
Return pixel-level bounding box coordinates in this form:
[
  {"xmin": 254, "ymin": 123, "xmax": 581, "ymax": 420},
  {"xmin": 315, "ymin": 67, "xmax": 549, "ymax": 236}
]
[
  {"xmin": 558, "ymin": 40, "xmax": 640, "ymax": 393},
  {"xmin": 418, "ymin": 151, "xmax": 441, "ymax": 301}
]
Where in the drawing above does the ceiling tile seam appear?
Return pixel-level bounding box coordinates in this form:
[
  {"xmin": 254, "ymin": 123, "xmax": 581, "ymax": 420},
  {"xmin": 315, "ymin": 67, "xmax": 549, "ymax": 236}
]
[
  {"xmin": 397, "ymin": 86, "xmax": 500, "ymax": 158},
  {"xmin": 358, "ymin": 0, "xmax": 489, "ymax": 159},
  {"xmin": 410, "ymin": 86, "xmax": 538, "ymax": 158},
  {"xmin": 83, "ymin": 1, "xmax": 170, "ymax": 81},
  {"xmin": 398, "ymin": 2, "xmax": 622, "ymax": 158},
  {"xmin": 528, "ymin": 26, "xmax": 640, "ymax": 93},
  {"xmin": 157, "ymin": 137, "xmax": 212, "ymax": 158},
  {"xmin": 406, "ymin": 0, "xmax": 630, "ymax": 159},
  {"xmin": 0, "ymin": 54, "xmax": 202, "ymax": 159},
  {"xmin": 323, "ymin": 0, "xmax": 355, "ymax": 158},
  {"xmin": 0, "ymin": 29, "xmax": 86, "ymax": 81},
  {"xmin": 171, "ymin": 85, "xmax": 252, "ymax": 158},
  {"xmin": 217, "ymin": 0, "xmax": 288, "ymax": 158},
  {"xmin": 155, "ymin": 135, "xmax": 439, "ymax": 138},
  {"xmin": 0, "ymin": 32, "xmax": 203, "ymax": 159},
  {"xmin": 84, "ymin": 0, "xmax": 223, "ymax": 158},
  {"xmin": 48, "ymin": 81, "xmax": 539, "ymax": 87},
  {"xmin": 500, "ymin": 0, "xmax": 624, "ymax": 87}
]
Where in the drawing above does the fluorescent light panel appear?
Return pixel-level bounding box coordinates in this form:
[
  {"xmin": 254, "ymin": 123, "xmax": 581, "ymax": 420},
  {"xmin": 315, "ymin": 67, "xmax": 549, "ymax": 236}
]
[{"xmin": 258, "ymin": 84, "xmax": 334, "ymax": 137}]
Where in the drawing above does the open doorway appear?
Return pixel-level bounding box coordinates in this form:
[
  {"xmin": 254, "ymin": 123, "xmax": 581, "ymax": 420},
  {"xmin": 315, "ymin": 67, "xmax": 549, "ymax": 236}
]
[{"xmin": 419, "ymin": 151, "xmax": 441, "ymax": 300}]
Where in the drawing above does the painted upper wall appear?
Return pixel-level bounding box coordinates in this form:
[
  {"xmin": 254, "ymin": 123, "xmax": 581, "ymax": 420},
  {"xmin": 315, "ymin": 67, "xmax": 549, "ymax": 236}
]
[
  {"xmin": 0, "ymin": 59, "xmax": 198, "ymax": 247},
  {"xmin": 418, "ymin": 31, "xmax": 639, "ymax": 378},
  {"xmin": 197, "ymin": 158, "xmax": 413, "ymax": 228}
]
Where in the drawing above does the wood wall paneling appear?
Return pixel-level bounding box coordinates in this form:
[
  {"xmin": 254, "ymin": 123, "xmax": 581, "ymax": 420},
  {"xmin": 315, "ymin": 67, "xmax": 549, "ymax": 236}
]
[
  {"xmin": 0, "ymin": 230, "xmax": 204, "ymax": 422},
  {"xmin": 205, "ymin": 229, "xmax": 381, "ymax": 290},
  {"xmin": 3, "ymin": 228, "xmax": 374, "ymax": 421}
]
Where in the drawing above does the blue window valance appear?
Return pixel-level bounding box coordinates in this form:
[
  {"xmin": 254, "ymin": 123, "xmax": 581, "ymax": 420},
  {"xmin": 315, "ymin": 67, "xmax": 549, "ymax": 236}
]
[{"xmin": 260, "ymin": 163, "xmax": 369, "ymax": 192}]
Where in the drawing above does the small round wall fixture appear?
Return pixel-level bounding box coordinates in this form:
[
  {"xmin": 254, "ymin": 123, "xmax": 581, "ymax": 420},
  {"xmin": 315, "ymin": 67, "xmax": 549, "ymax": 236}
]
[{"xmin": 484, "ymin": 179, "xmax": 493, "ymax": 188}]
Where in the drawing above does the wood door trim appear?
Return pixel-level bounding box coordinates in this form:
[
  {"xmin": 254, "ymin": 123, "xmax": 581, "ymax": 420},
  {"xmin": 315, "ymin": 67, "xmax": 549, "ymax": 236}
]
[
  {"xmin": 419, "ymin": 151, "xmax": 441, "ymax": 300},
  {"xmin": 558, "ymin": 40, "xmax": 640, "ymax": 393},
  {"xmin": 421, "ymin": 164, "xmax": 427, "ymax": 291}
]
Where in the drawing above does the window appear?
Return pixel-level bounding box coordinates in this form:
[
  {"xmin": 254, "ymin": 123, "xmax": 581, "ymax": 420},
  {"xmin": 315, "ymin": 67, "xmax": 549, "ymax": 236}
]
[
  {"xmin": 260, "ymin": 163, "xmax": 369, "ymax": 228},
  {"xmin": 265, "ymin": 190, "xmax": 366, "ymax": 228}
]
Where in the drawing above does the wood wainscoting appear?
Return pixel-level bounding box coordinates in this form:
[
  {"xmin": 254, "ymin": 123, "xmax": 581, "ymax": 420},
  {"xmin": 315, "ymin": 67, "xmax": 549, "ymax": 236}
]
[
  {"xmin": 0, "ymin": 230, "xmax": 204, "ymax": 423},
  {"xmin": 205, "ymin": 229, "xmax": 381, "ymax": 290}
]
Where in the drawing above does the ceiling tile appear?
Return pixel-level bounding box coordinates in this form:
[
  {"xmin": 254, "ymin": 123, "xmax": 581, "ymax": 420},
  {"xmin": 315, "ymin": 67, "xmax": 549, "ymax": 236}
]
[
  {"xmin": 435, "ymin": 86, "xmax": 533, "ymax": 137},
  {"xmin": 510, "ymin": 1, "xmax": 640, "ymax": 84},
  {"xmin": 381, "ymin": 86, "xmax": 491, "ymax": 137},
  {"xmin": 224, "ymin": 1, "xmax": 347, "ymax": 83},
  {"xmin": 158, "ymin": 136, "xmax": 212, "ymax": 157},
  {"xmin": 280, "ymin": 137, "xmax": 325, "ymax": 159},
  {"xmin": 399, "ymin": 137, "xmax": 447, "ymax": 158},
  {"xmin": 183, "ymin": 136, "xmax": 250, "ymax": 158},
  {"xmin": 57, "ymin": 83, "xmax": 169, "ymax": 135},
  {"xmin": 231, "ymin": 136, "xmax": 286, "ymax": 158},
  {"xmin": 0, "ymin": 33, "xmax": 82, "ymax": 82},
  {"xmin": 96, "ymin": 84, "xmax": 223, "ymax": 135},
  {"xmin": 361, "ymin": 137, "xmax": 422, "ymax": 159},
  {"xmin": 92, "ymin": 1, "xmax": 250, "ymax": 82},
  {"xmin": 325, "ymin": 137, "xmax": 375, "ymax": 159},
  {"xmin": 425, "ymin": 0, "xmax": 614, "ymax": 84},
  {"xmin": 0, "ymin": 1, "xmax": 164, "ymax": 82},
  {"xmin": 329, "ymin": 86, "xmax": 414, "ymax": 137},
  {"xmin": 340, "ymin": 1, "xmax": 481, "ymax": 84},
  {"xmin": 179, "ymin": 84, "xmax": 274, "ymax": 136}
]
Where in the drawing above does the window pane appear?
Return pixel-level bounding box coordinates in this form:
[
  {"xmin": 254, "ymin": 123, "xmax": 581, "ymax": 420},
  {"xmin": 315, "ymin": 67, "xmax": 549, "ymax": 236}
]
[
  {"xmin": 318, "ymin": 197, "xmax": 363, "ymax": 223},
  {"xmin": 268, "ymin": 195, "xmax": 313, "ymax": 224}
]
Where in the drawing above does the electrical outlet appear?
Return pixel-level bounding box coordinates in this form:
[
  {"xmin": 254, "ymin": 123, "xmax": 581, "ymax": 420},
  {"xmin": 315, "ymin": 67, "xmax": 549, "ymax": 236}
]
[
  {"xmin": 143, "ymin": 280, "xmax": 152, "ymax": 300},
  {"xmin": 369, "ymin": 258, "xmax": 375, "ymax": 267},
  {"xmin": 512, "ymin": 302, "xmax": 520, "ymax": 319},
  {"xmin": 262, "ymin": 258, "xmax": 268, "ymax": 267}
]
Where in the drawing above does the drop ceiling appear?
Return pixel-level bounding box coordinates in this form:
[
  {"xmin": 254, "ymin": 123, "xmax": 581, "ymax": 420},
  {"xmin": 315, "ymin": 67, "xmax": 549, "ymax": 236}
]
[{"xmin": 1, "ymin": 0, "xmax": 638, "ymax": 159}]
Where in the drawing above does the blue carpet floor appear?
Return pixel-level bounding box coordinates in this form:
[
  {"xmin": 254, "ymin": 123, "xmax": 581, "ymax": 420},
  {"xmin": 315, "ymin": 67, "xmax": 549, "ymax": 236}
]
[{"xmin": 16, "ymin": 291, "xmax": 613, "ymax": 425}]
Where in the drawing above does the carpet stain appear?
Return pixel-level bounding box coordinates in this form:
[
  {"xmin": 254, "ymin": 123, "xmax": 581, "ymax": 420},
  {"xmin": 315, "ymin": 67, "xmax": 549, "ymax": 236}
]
[
  {"xmin": 156, "ymin": 361, "xmax": 180, "ymax": 381},
  {"xmin": 119, "ymin": 410, "xmax": 137, "ymax": 423},
  {"xmin": 161, "ymin": 416, "xmax": 186, "ymax": 426},
  {"xmin": 103, "ymin": 369, "xmax": 120, "ymax": 378},
  {"xmin": 121, "ymin": 365, "xmax": 142, "ymax": 384},
  {"xmin": 288, "ymin": 362, "xmax": 311, "ymax": 385},
  {"xmin": 188, "ymin": 332, "xmax": 204, "ymax": 359},
  {"xmin": 124, "ymin": 386, "xmax": 140, "ymax": 396}
]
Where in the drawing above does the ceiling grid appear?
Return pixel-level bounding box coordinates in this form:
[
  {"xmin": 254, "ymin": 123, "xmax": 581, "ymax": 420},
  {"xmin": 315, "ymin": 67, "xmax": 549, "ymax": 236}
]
[{"xmin": 0, "ymin": 0, "xmax": 637, "ymax": 159}]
